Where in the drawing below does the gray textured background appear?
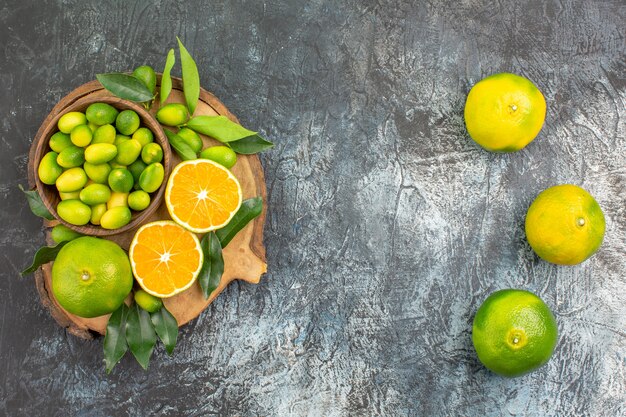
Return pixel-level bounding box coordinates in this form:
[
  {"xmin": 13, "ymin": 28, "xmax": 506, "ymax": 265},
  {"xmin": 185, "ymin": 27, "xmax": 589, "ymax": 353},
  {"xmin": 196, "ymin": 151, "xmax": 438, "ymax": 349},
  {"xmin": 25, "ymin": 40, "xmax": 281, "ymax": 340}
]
[{"xmin": 1, "ymin": 0, "xmax": 625, "ymax": 416}]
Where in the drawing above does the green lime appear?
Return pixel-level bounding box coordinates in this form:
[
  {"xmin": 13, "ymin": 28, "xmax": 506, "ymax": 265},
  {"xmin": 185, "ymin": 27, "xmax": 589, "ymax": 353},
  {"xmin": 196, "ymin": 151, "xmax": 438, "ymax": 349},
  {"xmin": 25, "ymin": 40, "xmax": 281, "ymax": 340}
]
[
  {"xmin": 132, "ymin": 127, "xmax": 154, "ymax": 147},
  {"xmin": 200, "ymin": 146, "xmax": 237, "ymax": 169},
  {"xmin": 138, "ymin": 162, "xmax": 164, "ymax": 193},
  {"xmin": 56, "ymin": 199, "xmax": 92, "ymax": 225},
  {"xmin": 132, "ymin": 66, "xmax": 157, "ymax": 94},
  {"xmin": 108, "ymin": 168, "xmax": 134, "ymax": 193},
  {"xmin": 56, "ymin": 167, "xmax": 88, "ymax": 192},
  {"xmin": 100, "ymin": 206, "xmax": 132, "ymax": 230},
  {"xmin": 134, "ymin": 289, "xmax": 162, "ymax": 313},
  {"xmin": 177, "ymin": 127, "xmax": 203, "ymax": 153},
  {"xmin": 156, "ymin": 103, "xmax": 189, "ymax": 126},
  {"xmin": 107, "ymin": 192, "xmax": 129, "ymax": 209},
  {"xmin": 85, "ymin": 143, "xmax": 118, "ymax": 164},
  {"xmin": 115, "ymin": 110, "xmax": 140, "ymax": 136},
  {"xmin": 128, "ymin": 159, "xmax": 147, "ymax": 183},
  {"xmin": 56, "ymin": 145, "xmax": 85, "ymax": 169},
  {"xmin": 141, "ymin": 142, "xmax": 163, "ymax": 164},
  {"xmin": 90, "ymin": 203, "xmax": 107, "ymax": 225},
  {"xmin": 70, "ymin": 124, "xmax": 93, "ymax": 147},
  {"xmin": 49, "ymin": 132, "xmax": 73, "ymax": 153},
  {"xmin": 84, "ymin": 162, "xmax": 111, "ymax": 184},
  {"xmin": 79, "ymin": 183, "xmax": 112, "ymax": 205},
  {"xmin": 38, "ymin": 151, "xmax": 63, "ymax": 185},
  {"xmin": 51, "ymin": 237, "xmax": 133, "ymax": 318},
  {"xmin": 86, "ymin": 102, "xmax": 119, "ymax": 126},
  {"xmin": 50, "ymin": 224, "xmax": 84, "ymax": 243},
  {"xmin": 58, "ymin": 112, "xmax": 87, "ymax": 134},
  {"xmin": 128, "ymin": 190, "xmax": 150, "ymax": 211},
  {"xmin": 92, "ymin": 124, "xmax": 116, "ymax": 144},
  {"xmin": 472, "ymin": 289, "xmax": 558, "ymax": 377},
  {"xmin": 115, "ymin": 139, "xmax": 142, "ymax": 166}
]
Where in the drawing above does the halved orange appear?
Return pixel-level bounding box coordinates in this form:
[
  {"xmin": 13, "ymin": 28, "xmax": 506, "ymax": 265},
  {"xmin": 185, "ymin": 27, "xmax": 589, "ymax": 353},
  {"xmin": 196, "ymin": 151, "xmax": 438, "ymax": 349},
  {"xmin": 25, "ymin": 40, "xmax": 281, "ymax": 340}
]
[
  {"xmin": 129, "ymin": 220, "xmax": 203, "ymax": 298},
  {"xmin": 165, "ymin": 159, "xmax": 242, "ymax": 233}
]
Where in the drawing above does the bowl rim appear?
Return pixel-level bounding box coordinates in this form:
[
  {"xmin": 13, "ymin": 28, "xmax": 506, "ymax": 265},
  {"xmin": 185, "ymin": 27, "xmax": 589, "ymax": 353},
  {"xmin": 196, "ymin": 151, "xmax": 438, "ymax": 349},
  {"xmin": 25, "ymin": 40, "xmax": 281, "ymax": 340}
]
[{"xmin": 31, "ymin": 95, "xmax": 172, "ymax": 236}]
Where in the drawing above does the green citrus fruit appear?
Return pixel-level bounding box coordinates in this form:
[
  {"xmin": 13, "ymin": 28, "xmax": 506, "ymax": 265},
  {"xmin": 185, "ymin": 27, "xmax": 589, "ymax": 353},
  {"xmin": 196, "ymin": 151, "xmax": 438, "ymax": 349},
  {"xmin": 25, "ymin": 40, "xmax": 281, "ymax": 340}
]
[
  {"xmin": 132, "ymin": 65, "xmax": 157, "ymax": 94},
  {"xmin": 199, "ymin": 146, "xmax": 237, "ymax": 169},
  {"xmin": 79, "ymin": 183, "xmax": 112, "ymax": 205},
  {"xmin": 156, "ymin": 103, "xmax": 189, "ymax": 126},
  {"xmin": 128, "ymin": 159, "xmax": 147, "ymax": 183},
  {"xmin": 132, "ymin": 127, "xmax": 154, "ymax": 147},
  {"xmin": 177, "ymin": 127, "xmax": 203, "ymax": 153},
  {"xmin": 86, "ymin": 102, "xmax": 119, "ymax": 126},
  {"xmin": 525, "ymin": 184, "xmax": 605, "ymax": 265},
  {"xmin": 114, "ymin": 134, "xmax": 130, "ymax": 146},
  {"xmin": 56, "ymin": 145, "xmax": 85, "ymax": 168},
  {"xmin": 56, "ymin": 199, "xmax": 92, "ymax": 225},
  {"xmin": 51, "ymin": 237, "xmax": 132, "ymax": 318},
  {"xmin": 134, "ymin": 289, "xmax": 163, "ymax": 313},
  {"xmin": 115, "ymin": 110, "xmax": 140, "ymax": 136},
  {"xmin": 108, "ymin": 168, "xmax": 134, "ymax": 193},
  {"xmin": 138, "ymin": 162, "xmax": 164, "ymax": 193},
  {"xmin": 90, "ymin": 203, "xmax": 107, "ymax": 225},
  {"xmin": 55, "ymin": 167, "xmax": 88, "ymax": 192},
  {"xmin": 38, "ymin": 151, "xmax": 63, "ymax": 185},
  {"xmin": 92, "ymin": 124, "xmax": 117, "ymax": 144},
  {"xmin": 70, "ymin": 124, "xmax": 93, "ymax": 147},
  {"xmin": 141, "ymin": 142, "xmax": 163, "ymax": 164},
  {"xmin": 472, "ymin": 289, "xmax": 558, "ymax": 377},
  {"xmin": 84, "ymin": 162, "xmax": 112, "ymax": 184},
  {"xmin": 107, "ymin": 192, "xmax": 129, "ymax": 209},
  {"xmin": 115, "ymin": 139, "xmax": 142, "ymax": 166},
  {"xmin": 50, "ymin": 224, "xmax": 84, "ymax": 244},
  {"xmin": 100, "ymin": 206, "xmax": 132, "ymax": 230},
  {"xmin": 464, "ymin": 73, "xmax": 546, "ymax": 152},
  {"xmin": 128, "ymin": 190, "xmax": 151, "ymax": 211},
  {"xmin": 58, "ymin": 112, "xmax": 87, "ymax": 134},
  {"xmin": 49, "ymin": 132, "xmax": 73, "ymax": 153},
  {"xmin": 85, "ymin": 143, "xmax": 118, "ymax": 164}
]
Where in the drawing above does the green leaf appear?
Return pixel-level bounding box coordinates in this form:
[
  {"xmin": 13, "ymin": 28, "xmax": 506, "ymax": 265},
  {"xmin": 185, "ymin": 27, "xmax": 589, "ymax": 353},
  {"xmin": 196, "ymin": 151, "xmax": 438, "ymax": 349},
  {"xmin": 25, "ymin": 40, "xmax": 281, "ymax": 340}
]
[
  {"xmin": 103, "ymin": 303, "xmax": 129, "ymax": 374},
  {"xmin": 177, "ymin": 37, "xmax": 200, "ymax": 116},
  {"xmin": 19, "ymin": 185, "xmax": 53, "ymax": 220},
  {"xmin": 228, "ymin": 135, "xmax": 275, "ymax": 155},
  {"xmin": 164, "ymin": 129, "xmax": 197, "ymax": 161},
  {"xmin": 216, "ymin": 197, "xmax": 263, "ymax": 248},
  {"xmin": 96, "ymin": 73, "xmax": 154, "ymax": 102},
  {"xmin": 125, "ymin": 303, "xmax": 157, "ymax": 370},
  {"xmin": 198, "ymin": 232, "xmax": 224, "ymax": 299},
  {"xmin": 187, "ymin": 115, "xmax": 256, "ymax": 143},
  {"xmin": 160, "ymin": 49, "xmax": 176, "ymax": 104},
  {"xmin": 151, "ymin": 306, "xmax": 178, "ymax": 355},
  {"xmin": 21, "ymin": 241, "xmax": 68, "ymax": 275}
]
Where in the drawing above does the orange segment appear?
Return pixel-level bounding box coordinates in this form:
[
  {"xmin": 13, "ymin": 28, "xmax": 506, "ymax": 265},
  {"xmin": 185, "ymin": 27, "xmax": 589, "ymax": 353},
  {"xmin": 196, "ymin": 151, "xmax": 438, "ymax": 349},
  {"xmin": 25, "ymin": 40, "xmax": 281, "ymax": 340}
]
[
  {"xmin": 165, "ymin": 159, "xmax": 242, "ymax": 233},
  {"xmin": 129, "ymin": 221, "xmax": 203, "ymax": 298}
]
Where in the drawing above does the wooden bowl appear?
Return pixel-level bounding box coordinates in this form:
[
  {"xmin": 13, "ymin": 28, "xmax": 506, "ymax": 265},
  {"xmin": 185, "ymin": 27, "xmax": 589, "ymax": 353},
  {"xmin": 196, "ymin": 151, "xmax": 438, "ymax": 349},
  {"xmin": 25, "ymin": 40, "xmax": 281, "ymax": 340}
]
[{"xmin": 31, "ymin": 95, "xmax": 171, "ymax": 236}]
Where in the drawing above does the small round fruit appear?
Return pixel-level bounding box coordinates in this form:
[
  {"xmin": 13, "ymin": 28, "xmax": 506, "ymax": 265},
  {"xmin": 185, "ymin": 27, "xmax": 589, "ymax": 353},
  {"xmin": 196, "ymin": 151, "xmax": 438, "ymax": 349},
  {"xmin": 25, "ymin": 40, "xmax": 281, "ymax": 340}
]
[
  {"xmin": 134, "ymin": 289, "xmax": 163, "ymax": 313},
  {"xmin": 115, "ymin": 110, "xmax": 141, "ymax": 135},
  {"xmin": 56, "ymin": 199, "xmax": 92, "ymax": 225},
  {"xmin": 525, "ymin": 184, "xmax": 605, "ymax": 265},
  {"xmin": 85, "ymin": 143, "xmax": 118, "ymax": 164},
  {"xmin": 79, "ymin": 183, "xmax": 112, "ymax": 205},
  {"xmin": 472, "ymin": 289, "xmax": 558, "ymax": 377},
  {"xmin": 90, "ymin": 203, "xmax": 107, "ymax": 225},
  {"xmin": 56, "ymin": 167, "xmax": 88, "ymax": 192},
  {"xmin": 177, "ymin": 127, "xmax": 203, "ymax": 153},
  {"xmin": 51, "ymin": 237, "xmax": 133, "ymax": 318},
  {"xmin": 464, "ymin": 73, "xmax": 546, "ymax": 152},
  {"xmin": 100, "ymin": 206, "xmax": 132, "ymax": 230},
  {"xmin": 49, "ymin": 132, "xmax": 73, "ymax": 153},
  {"xmin": 38, "ymin": 151, "xmax": 63, "ymax": 185},
  {"xmin": 83, "ymin": 162, "xmax": 112, "ymax": 184},
  {"xmin": 114, "ymin": 134, "xmax": 130, "ymax": 146},
  {"xmin": 108, "ymin": 168, "xmax": 134, "ymax": 193},
  {"xmin": 50, "ymin": 224, "xmax": 84, "ymax": 243},
  {"xmin": 156, "ymin": 103, "xmax": 189, "ymax": 126},
  {"xmin": 59, "ymin": 191, "xmax": 80, "ymax": 200},
  {"xmin": 115, "ymin": 139, "xmax": 142, "ymax": 166},
  {"xmin": 128, "ymin": 190, "xmax": 150, "ymax": 211},
  {"xmin": 128, "ymin": 159, "xmax": 147, "ymax": 183},
  {"xmin": 56, "ymin": 145, "xmax": 85, "ymax": 168},
  {"xmin": 132, "ymin": 127, "xmax": 154, "ymax": 147},
  {"xmin": 70, "ymin": 124, "xmax": 93, "ymax": 147},
  {"xmin": 139, "ymin": 162, "xmax": 164, "ymax": 193},
  {"xmin": 199, "ymin": 146, "xmax": 237, "ymax": 169},
  {"xmin": 58, "ymin": 112, "xmax": 87, "ymax": 134},
  {"xmin": 86, "ymin": 102, "xmax": 119, "ymax": 126},
  {"xmin": 107, "ymin": 192, "xmax": 129, "ymax": 209},
  {"xmin": 92, "ymin": 124, "xmax": 116, "ymax": 144},
  {"xmin": 141, "ymin": 142, "xmax": 163, "ymax": 164},
  {"xmin": 132, "ymin": 65, "xmax": 157, "ymax": 94}
]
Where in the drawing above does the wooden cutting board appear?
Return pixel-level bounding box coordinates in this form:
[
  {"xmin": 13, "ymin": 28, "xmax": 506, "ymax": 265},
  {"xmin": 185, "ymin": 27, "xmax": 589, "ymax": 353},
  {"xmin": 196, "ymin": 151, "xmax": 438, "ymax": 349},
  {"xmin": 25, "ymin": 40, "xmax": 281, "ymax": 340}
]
[{"xmin": 27, "ymin": 77, "xmax": 267, "ymax": 339}]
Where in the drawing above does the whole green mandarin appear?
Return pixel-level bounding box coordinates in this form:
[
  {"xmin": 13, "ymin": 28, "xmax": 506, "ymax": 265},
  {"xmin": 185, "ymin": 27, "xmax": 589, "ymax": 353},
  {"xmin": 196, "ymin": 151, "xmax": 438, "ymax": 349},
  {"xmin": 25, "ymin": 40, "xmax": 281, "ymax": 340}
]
[
  {"xmin": 70, "ymin": 124, "xmax": 93, "ymax": 147},
  {"xmin": 57, "ymin": 199, "xmax": 92, "ymax": 225},
  {"xmin": 115, "ymin": 110, "xmax": 140, "ymax": 135},
  {"xmin": 108, "ymin": 168, "xmax": 134, "ymax": 193},
  {"xmin": 132, "ymin": 66, "xmax": 157, "ymax": 94},
  {"xmin": 49, "ymin": 132, "xmax": 73, "ymax": 153},
  {"xmin": 38, "ymin": 151, "xmax": 63, "ymax": 185},
  {"xmin": 200, "ymin": 146, "xmax": 237, "ymax": 169},
  {"xmin": 92, "ymin": 124, "xmax": 117, "ymax": 144},
  {"xmin": 134, "ymin": 289, "xmax": 163, "ymax": 313},
  {"xmin": 138, "ymin": 162, "xmax": 164, "ymax": 193},
  {"xmin": 100, "ymin": 206, "xmax": 132, "ymax": 229},
  {"xmin": 127, "ymin": 190, "xmax": 150, "ymax": 211},
  {"xmin": 141, "ymin": 142, "xmax": 163, "ymax": 164},
  {"xmin": 85, "ymin": 143, "xmax": 118, "ymax": 164},
  {"xmin": 56, "ymin": 145, "xmax": 85, "ymax": 168},
  {"xmin": 84, "ymin": 162, "xmax": 112, "ymax": 184},
  {"xmin": 177, "ymin": 127, "xmax": 203, "ymax": 153},
  {"xmin": 56, "ymin": 167, "xmax": 88, "ymax": 192},
  {"xmin": 132, "ymin": 127, "xmax": 154, "ymax": 147},
  {"xmin": 86, "ymin": 102, "xmax": 119, "ymax": 126},
  {"xmin": 58, "ymin": 112, "xmax": 87, "ymax": 134},
  {"xmin": 115, "ymin": 139, "xmax": 142, "ymax": 166},
  {"xmin": 156, "ymin": 103, "xmax": 189, "ymax": 126},
  {"xmin": 79, "ymin": 183, "xmax": 112, "ymax": 205}
]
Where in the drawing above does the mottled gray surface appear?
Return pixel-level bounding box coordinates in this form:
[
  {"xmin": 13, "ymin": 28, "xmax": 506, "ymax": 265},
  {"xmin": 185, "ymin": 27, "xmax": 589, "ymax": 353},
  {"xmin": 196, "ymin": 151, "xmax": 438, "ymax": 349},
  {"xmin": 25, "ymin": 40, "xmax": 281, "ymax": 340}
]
[{"xmin": 1, "ymin": 0, "xmax": 625, "ymax": 416}]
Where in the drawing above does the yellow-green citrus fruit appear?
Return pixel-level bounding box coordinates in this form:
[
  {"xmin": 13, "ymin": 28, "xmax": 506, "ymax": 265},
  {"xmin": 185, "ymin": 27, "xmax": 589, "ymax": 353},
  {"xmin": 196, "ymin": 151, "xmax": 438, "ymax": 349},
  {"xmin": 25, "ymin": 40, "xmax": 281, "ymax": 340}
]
[
  {"xmin": 177, "ymin": 127, "xmax": 203, "ymax": 153},
  {"xmin": 90, "ymin": 203, "xmax": 107, "ymax": 225},
  {"xmin": 58, "ymin": 112, "xmax": 87, "ymax": 134},
  {"xmin": 472, "ymin": 289, "xmax": 558, "ymax": 377},
  {"xmin": 156, "ymin": 103, "xmax": 189, "ymax": 126},
  {"xmin": 128, "ymin": 190, "xmax": 150, "ymax": 211},
  {"xmin": 107, "ymin": 192, "xmax": 129, "ymax": 209},
  {"xmin": 84, "ymin": 162, "xmax": 112, "ymax": 184},
  {"xmin": 56, "ymin": 145, "xmax": 85, "ymax": 168},
  {"xmin": 38, "ymin": 151, "xmax": 63, "ymax": 185},
  {"xmin": 139, "ymin": 162, "xmax": 164, "ymax": 193},
  {"xmin": 128, "ymin": 159, "xmax": 147, "ymax": 183},
  {"xmin": 100, "ymin": 206, "xmax": 132, "ymax": 229},
  {"xmin": 108, "ymin": 168, "xmax": 134, "ymax": 193},
  {"xmin": 199, "ymin": 146, "xmax": 237, "ymax": 169},
  {"xmin": 525, "ymin": 184, "xmax": 605, "ymax": 265},
  {"xmin": 141, "ymin": 142, "xmax": 163, "ymax": 164},
  {"xmin": 464, "ymin": 73, "xmax": 546, "ymax": 152},
  {"xmin": 50, "ymin": 224, "xmax": 84, "ymax": 244},
  {"xmin": 70, "ymin": 124, "xmax": 93, "ymax": 147},
  {"xmin": 114, "ymin": 134, "xmax": 130, "ymax": 146},
  {"xmin": 115, "ymin": 110, "xmax": 140, "ymax": 136},
  {"xmin": 84, "ymin": 143, "xmax": 118, "ymax": 164},
  {"xmin": 115, "ymin": 139, "xmax": 142, "ymax": 166},
  {"xmin": 132, "ymin": 66, "xmax": 157, "ymax": 94},
  {"xmin": 57, "ymin": 199, "xmax": 92, "ymax": 225},
  {"xmin": 59, "ymin": 191, "xmax": 80, "ymax": 200},
  {"xmin": 86, "ymin": 102, "xmax": 119, "ymax": 126},
  {"xmin": 51, "ymin": 237, "xmax": 132, "ymax": 318},
  {"xmin": 134, "ymin": 289, "xmax": 163, "ymax": 313},
  {"xmin": 109, "ymin": 162, "xmax": 127, "ymax": 169},
  {"xmin": 87, "ymin": 122, "xmax": 99, "ymax": 133},
  {"xmin": 49, "ymin": 132, "xmax": 73, "ymax": 153},
  {"xmin": 79, "ymin": 183, "xmax": 112, "ymax": 205},
  {"xmin": 132, "ymin": 127, "xmax": 154, "ymax": 147},
  {"xmin": 56, "ymin": 167, "xmax": 88, "ymax": 192},
  {"xmin": 92, "ymin": 124, "xmax": 116, "ymax": 144}
]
